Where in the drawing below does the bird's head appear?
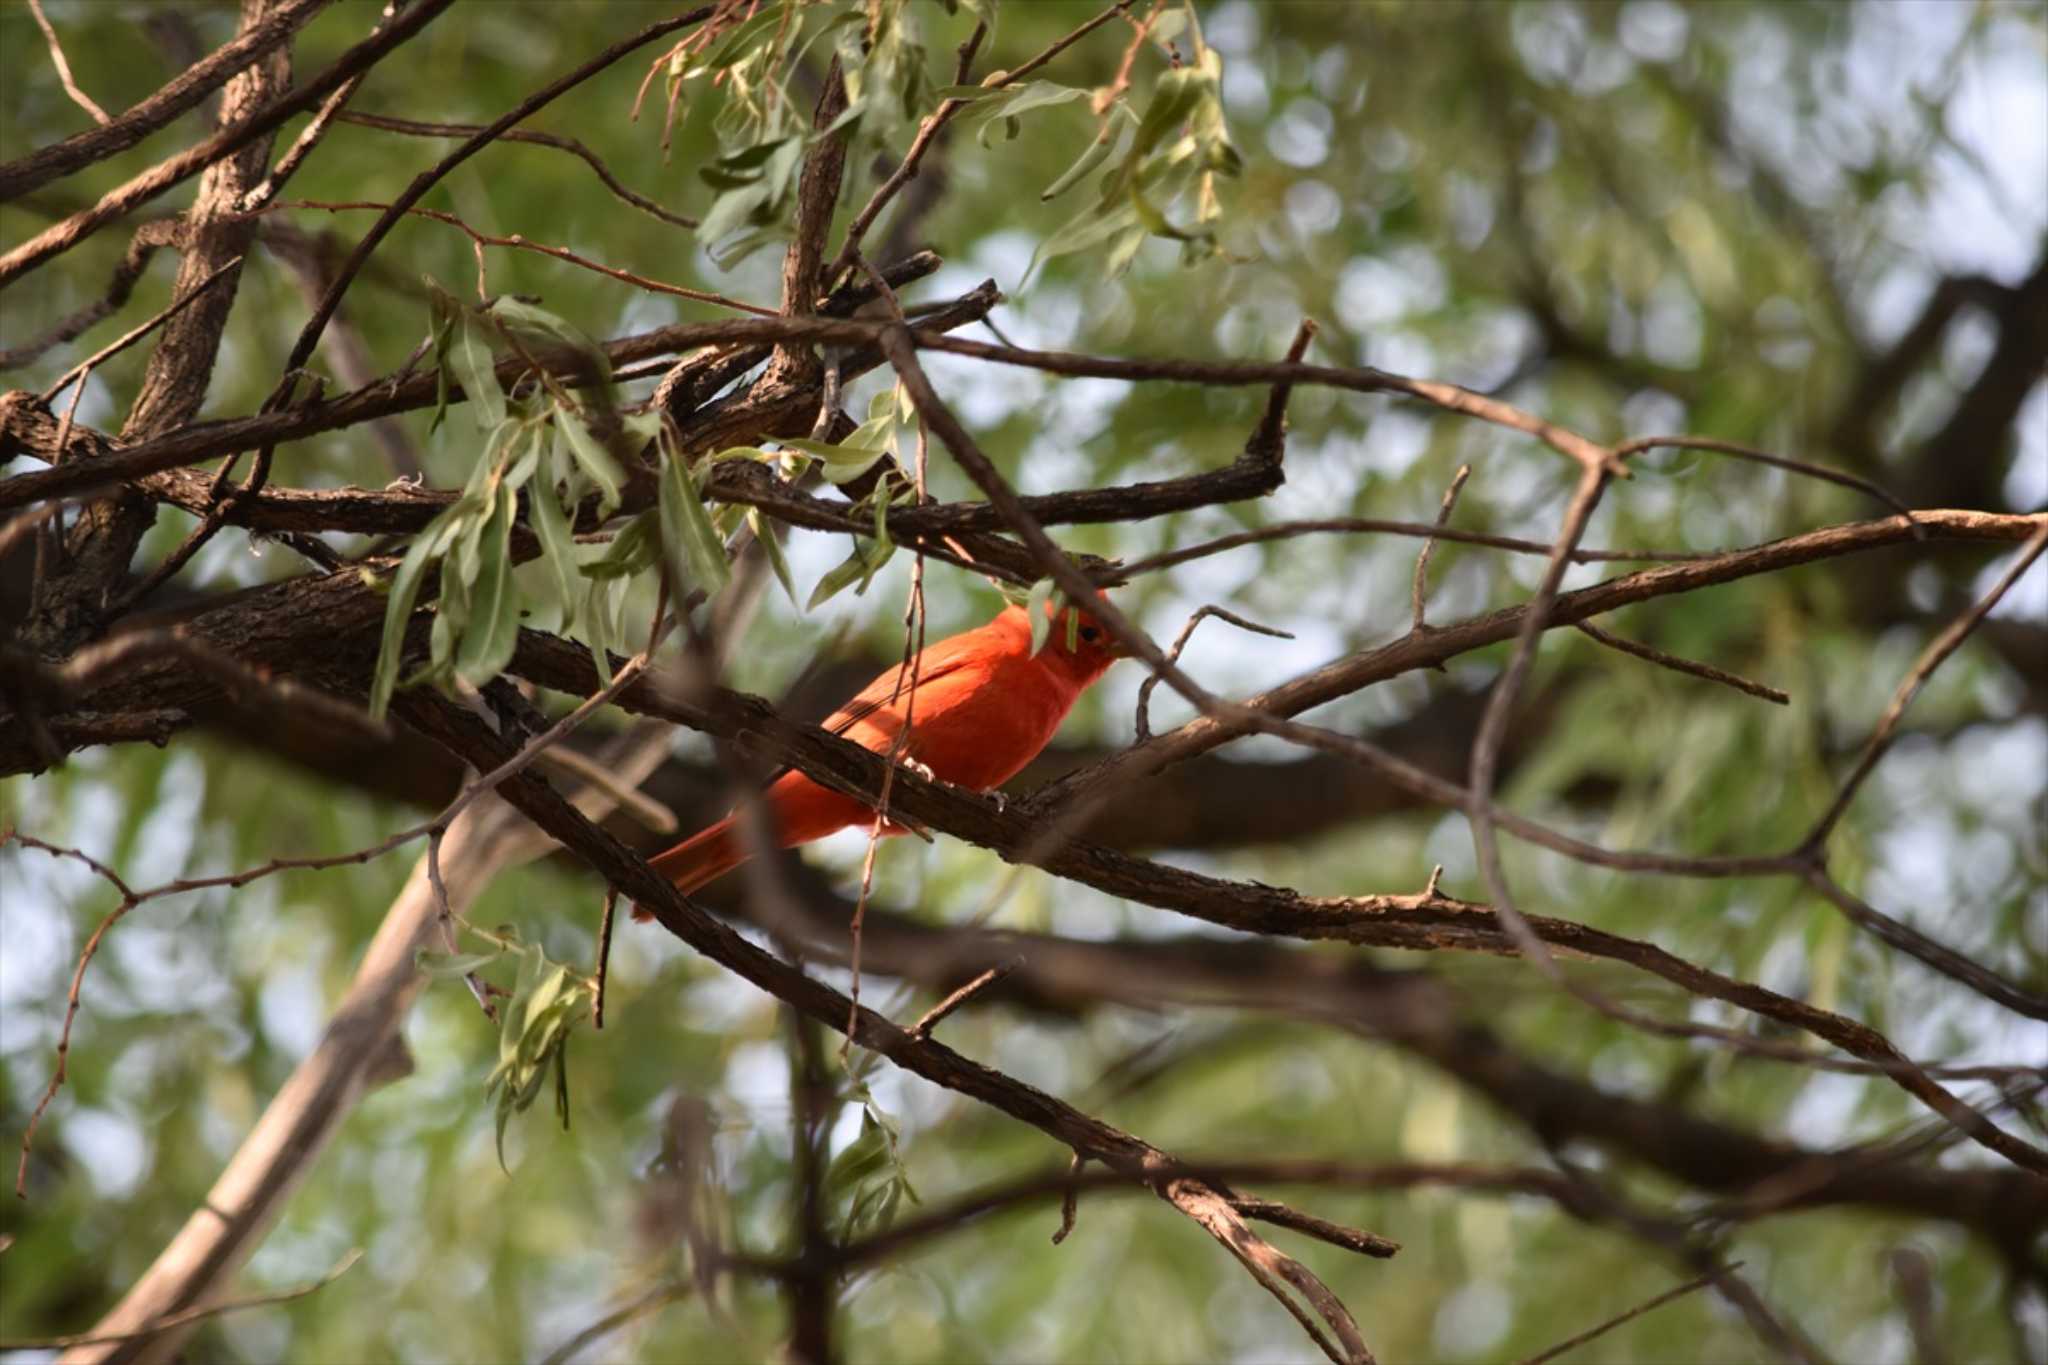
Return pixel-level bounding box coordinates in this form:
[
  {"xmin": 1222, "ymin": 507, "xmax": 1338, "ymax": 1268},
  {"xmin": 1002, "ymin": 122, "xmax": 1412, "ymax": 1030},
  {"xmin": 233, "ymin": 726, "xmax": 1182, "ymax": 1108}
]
[{"xmin": 1005, "ymin": 594, "xmax": 1128, "ymax": 686}]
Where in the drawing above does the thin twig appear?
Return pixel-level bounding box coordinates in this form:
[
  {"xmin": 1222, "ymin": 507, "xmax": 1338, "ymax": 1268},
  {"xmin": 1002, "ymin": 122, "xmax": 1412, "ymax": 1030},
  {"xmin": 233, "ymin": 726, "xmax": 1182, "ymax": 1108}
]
[
  {"xmin": 1801, "ymin": 523, "xmax": 2048, "ymax": 851},
  {"xmin": 334, "ymin": 110, "xmax": 698, "ymax": 229},
  {"xmin": 537, "ymin": 1282, "xmax": 695, "ymax": 1365},
  {"xmin": 911, "ymin": 959, "xmax": 1023, "ymax": 1038},
  {"xmin": 0, "ymin": 1249, "xmax": 363, "ymax": 1350},
  {"xmin": 594, "ymin": 887, "xmax": 618, "ymax": 1030},
  {"xmin": 1411, "ymin": 463, "xmax": 1472, "ymax": 630},
  {"xmin": 0, "ymin": 0, "xmax": 457, "ymax": 288},
  {"xmin": 1118, "ymin": 517, "xmax": 1712, "ymax": 580},
  {"xmin": 1513, "ymin": 1266, "xmax": 1730, "ymax": 1365},
  {"xmin": 40, "ymin": 256, "xmax": 247, "ymax": 404},
  {"xmin": 1575, "ymin": 620, "xmax": 1790, "ymax": 705},
  {"xmin": 828, "ymin": 0, "xmax": 1134, "ymax": 280},
  {"xmin": 268, "ymin": 199, "xmax": 770, "ymax": 313},
  {"xmin": 26, "ymin": 0, "xmax": 111, "ymax": 126},
  {"xmin": 1135, "ymin": 605, "xmax": 1294, "ymax": 741},
  {"xmin": 1616, "ymin": 434, "xmax": 1916, "ymax": 522},
  {"xmin": 236, "ymin": 1, "xmax": 414, "ymax": 214}
]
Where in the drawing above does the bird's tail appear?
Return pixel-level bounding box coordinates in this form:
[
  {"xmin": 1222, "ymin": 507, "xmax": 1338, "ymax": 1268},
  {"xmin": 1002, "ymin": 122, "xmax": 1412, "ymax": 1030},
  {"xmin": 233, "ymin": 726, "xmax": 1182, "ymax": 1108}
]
[{"xmin": 633, "ymin": 817, "xmax": 747, "ymax": 921}]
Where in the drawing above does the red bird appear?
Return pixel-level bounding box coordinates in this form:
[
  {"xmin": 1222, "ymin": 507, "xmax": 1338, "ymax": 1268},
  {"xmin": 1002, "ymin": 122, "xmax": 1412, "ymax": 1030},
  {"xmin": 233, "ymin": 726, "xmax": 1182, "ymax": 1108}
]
[{"xmin": 647, "ymin": 601, "xmax": 1126, "ymax": 899}]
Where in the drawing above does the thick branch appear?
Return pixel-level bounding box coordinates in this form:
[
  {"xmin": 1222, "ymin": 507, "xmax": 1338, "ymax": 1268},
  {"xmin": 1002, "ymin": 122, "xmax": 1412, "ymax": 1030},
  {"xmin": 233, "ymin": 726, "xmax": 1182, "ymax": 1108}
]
[
  {"xmin": 0, "ymin": 0, "xmax": 334, "ymax": 202},
  {"xmin": 0, "ymin": 0, "xmax": 456, "ymax": 287}
]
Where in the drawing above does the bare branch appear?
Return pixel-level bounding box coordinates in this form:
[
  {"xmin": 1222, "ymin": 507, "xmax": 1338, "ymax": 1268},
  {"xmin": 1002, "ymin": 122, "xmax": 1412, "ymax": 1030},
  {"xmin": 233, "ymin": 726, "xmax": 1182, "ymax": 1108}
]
[
  {"xmin": 1575, "ymin": 619, "xmax": 1790, "ymax": 705},
  {"xmin": 0, "ymin": 1249, "xmax": 363, "ymax": 1352},
  {"xmin": 1802, "ymin": 523, "xmax": 2048, "ymax": 851},
  {"xmin": 1514, "ymin": 1267, "xmax": 1729, "ymax": 1365},
  {"xmin": 0, "ymin": 0, "xmax": 455, "ymax": 287},
  {"xmin": 333, "ymin": 110, "xmax": 698, "ymax": 229},
  {"xmin": 1411, "ymin": 462, "xmax": 1472, "ymax": 630},
  {"xmin": 911, "ymin": 959, "xmax": 1024, "ymax": 1038},
  {"xmin": 0, "ymin": 0, "xmax": 333, "ymax": 201},
  {"xmin": 25, "ymin": 0, "xmax": 111, "ymax": 127}
]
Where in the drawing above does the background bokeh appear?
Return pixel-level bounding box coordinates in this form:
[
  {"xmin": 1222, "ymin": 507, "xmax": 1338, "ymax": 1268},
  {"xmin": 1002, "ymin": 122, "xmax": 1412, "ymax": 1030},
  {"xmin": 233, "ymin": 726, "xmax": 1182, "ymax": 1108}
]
[{"xmin": 3, "ymin": 2, "xmax": 2043, "ymax": 1361}]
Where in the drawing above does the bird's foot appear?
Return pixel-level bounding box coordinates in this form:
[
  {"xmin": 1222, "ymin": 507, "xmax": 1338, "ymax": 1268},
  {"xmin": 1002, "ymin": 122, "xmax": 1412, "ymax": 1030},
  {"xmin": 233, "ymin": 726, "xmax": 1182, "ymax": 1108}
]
[
  {"xmin": 897, "ymin": 755, "xmax": 936, "ymax": 782},
  {"xmin": 988, "ymin": 790, "xmax": 1008, "ymax": 814}
]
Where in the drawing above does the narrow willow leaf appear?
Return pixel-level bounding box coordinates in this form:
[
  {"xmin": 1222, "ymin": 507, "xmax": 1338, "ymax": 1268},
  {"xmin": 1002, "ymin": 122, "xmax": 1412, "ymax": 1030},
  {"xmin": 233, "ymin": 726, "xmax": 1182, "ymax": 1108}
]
[
  {"xmin": 447, "ymin": 312, "xmax": 506, "ymax": 430},
  {"xmin": 747, "ymin": 507, "xmax": 800, "ymax": 608},
  {"xmin": 427, "ymin": 290, "xmax": 457, "ymax": 434},
  {"xmin": 1028, "ymin": 200, "xmax": 1141, "ymax": 280},
  {"xmin": 582, "ymin": 509, "xmax": 658, "ymax": 580},
  {"xmin": 584, "ymin": 577, "xmax": 613, "ymax": 685},
  {"xmin": 456, "ymin": 482, "xmax": 521, "ymax": 686},
  {"xmin": 778, "ymin": 435, "xmax": 889, "ymax": 483},
  {"xmin": 705, "ymin": 4, "xmax": 785, "ymax": 68},
  {"xmin": 556, "ymin": 406, "xmax": 625, "ymax": 514},
  {"xmin": 1026, "ymin": 578, "xmax": 1058, "ymax": 657},
  {"xmin": 1131, "ymin": 66, "xmax": 1205, "ymax": 162},
  {"xmin": 415, "ymin": 949, "xmax": 503, "ymax": 978},
  {"xmin": 528, "ymin": 451, "xmax": 581, "ymax": 629},
  {"xmin": 369, "ymin": 503, "xmax": 474, "ymax": 719},
  {"xmin": 806, "ymin": 540, "xmax": 893, "ymax": 610},
  {"xmin": 698, "ymin": 180, "xmax": 774, "ymax": 245},
  {"xmin": 658, "ymin": 450, "xmax": 731, "ymax": 596},
  {"xmin": 1042, "ymin": 126, "xmax": 1119, "ymax": 202}
]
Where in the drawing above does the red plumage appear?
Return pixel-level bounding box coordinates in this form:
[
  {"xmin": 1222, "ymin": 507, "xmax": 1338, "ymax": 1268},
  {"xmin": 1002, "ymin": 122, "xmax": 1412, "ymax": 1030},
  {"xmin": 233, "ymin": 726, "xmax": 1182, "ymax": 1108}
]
[{"xmin": 643, "ymin": 602, "xmax": 1123, "ymax": 906}]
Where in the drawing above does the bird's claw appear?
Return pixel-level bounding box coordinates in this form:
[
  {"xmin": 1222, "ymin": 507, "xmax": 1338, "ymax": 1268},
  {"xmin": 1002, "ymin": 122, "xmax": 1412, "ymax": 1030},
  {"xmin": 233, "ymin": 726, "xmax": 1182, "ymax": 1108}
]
[
  {"xmin": 988, "ymin": 791, "xmax": 1008, "ymax": 814},
  {"xmin": 898, "ymin": 755, "xmax": 936, "ymax": 781}
]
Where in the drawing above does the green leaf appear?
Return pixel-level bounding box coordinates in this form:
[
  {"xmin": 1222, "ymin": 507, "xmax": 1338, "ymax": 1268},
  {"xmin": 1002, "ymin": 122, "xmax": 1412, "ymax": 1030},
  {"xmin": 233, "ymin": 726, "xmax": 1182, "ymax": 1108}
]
[
  {"xmin": 807, "ymin": 536, "xmax": 893, "ymax": 610},
  {"xmin": 705, "ymin": 4, "xmax": 786, "ymax": 69},
  {"xmin": 582, "ymin": 509, "xmax": 658, "ymax": 581},
  {"xmin": 747, "ymin": 507, "xmax": 800, "ymax": 609},
  {"xmin": 556, "ymin": 407, "xmax": 625, "ymax": 514},
  {"xmin": 426, "ymin": 285, "xmax": 458, "ymax": 434},
  {"xmin": 368, "ymin": 500, "xmax": 476, "ymax": 719},
  {"xmin": 778, "ymin": 434, "xmax": 890, "ymax": 483},
  {"xmin": 1028, "ymin": 200, "xmax": 1141, "ymax": 281},
  {"xmin": 528, "ymin": 447, "xmax": 581, "ymax": 628},
  {"xmin": 658, "ymin": 449, "xmax": 731, "ymax": 596},
  {"xmin": 1026, "ymin": 578, "xmax": 1060, "ymax": 657},
  {"xmin": 1042, "ymin": 126, "xmax": 1119, "ymax": 202},
  {"xmin": 991, "ymin": 80, "xmax": 1089, "ymax": 121},
  {"xmin": 489, "ymin": 297, "xmax": 613, "ymax": 398},
  {"xmin": 446, "ymin": 311, "xmax": 506, "ymax": 430},
  {"xmin": 1131, "ymin": 66, "xmax": 1206, "ymax": 163},
  {"xmin": 698, "ymin": 180, "xmax": 774, "ymax": 245},
  {"xmin": 415, "ymin": 949, "xmax": 503, "ymax": 978},
  {"xmin": 455, "ymin": 482, "xmax": 520, "ymax": 686},
  {"xmin": 584, "ymin": 577, "xmax": 614, "ymax": 685}
]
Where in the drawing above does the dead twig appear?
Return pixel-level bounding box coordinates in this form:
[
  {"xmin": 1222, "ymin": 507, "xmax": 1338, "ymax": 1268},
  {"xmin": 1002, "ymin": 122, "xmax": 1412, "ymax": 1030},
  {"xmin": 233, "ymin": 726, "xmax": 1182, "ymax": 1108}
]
[
  {"xmin": 1411, "ymin": 463, "xmax": 1472, "ymax": 630},
  {"xmin": 333, "ymin": 110, "xmax": 698, "ymax": 229},
  {"xmin": 1575, "ymin": 619, "xmax": 1790, "ymax": 705},
  {"xmin": 911, "ymin": 959, "xmax": 1024, "ymax": 1038},
  {"xmin": 1801, "ymin": 522, "xmax": 2048, "ymax": 852},
  {"xmin": 26, "ymin": 0, "xmax": 110, "ymax": 126},
  {"xmin": 1135, "ymin": 605, "xmax": 1294, "ymax": 741},
  {"xmin": 39, "ymin": 256, "xmax": 246, "ymax": 405},
  {"xmin": 0, "ymin": 0, "xmax": 456, "ymax": 287},
  {"xmin": 0, "ymin": 1249, "xmax": 363, "ymax": 1350},
  {"xmin": 1513, "ymin": 1266, "xmax": 1730, "ymax": 1365}
]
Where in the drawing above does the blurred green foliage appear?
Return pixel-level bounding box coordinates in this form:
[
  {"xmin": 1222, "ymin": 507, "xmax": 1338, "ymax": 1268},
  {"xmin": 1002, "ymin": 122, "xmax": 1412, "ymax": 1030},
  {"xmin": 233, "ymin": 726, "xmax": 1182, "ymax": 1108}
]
[{"xmin": 2, "ymin": 1, "xmax": 2043, "ymax": 1361}]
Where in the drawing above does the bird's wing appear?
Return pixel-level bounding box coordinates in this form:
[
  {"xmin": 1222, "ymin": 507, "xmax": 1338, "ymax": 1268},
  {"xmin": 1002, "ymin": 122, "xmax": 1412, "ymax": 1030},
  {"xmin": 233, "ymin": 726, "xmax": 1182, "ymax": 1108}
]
[
  {"xmin": 753, "ymin": 632, "xmax": 994, "ymax": 789},
  {"xmin": 821, "ymin": 639, "xmax": 986, "ymax": 740}
]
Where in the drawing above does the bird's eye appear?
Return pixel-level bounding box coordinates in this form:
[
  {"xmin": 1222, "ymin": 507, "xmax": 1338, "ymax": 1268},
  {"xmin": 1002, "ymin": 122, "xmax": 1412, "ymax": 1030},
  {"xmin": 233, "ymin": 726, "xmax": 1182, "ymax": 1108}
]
[{"xmin": 1079, "ymin": 626, "xmax": 1100, "ymax": 642}]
